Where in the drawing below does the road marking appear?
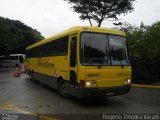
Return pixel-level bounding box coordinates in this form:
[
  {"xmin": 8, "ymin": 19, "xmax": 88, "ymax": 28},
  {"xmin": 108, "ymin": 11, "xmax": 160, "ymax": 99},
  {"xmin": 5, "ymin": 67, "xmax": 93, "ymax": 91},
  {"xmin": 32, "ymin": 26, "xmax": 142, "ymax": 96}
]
[
  {"xmin": 133, "ymin": 84, "xmax": 160, "ymax": 89},
  {"xmin": 0, "ymin": 100, "xmax": 58, "ymax": 120}
]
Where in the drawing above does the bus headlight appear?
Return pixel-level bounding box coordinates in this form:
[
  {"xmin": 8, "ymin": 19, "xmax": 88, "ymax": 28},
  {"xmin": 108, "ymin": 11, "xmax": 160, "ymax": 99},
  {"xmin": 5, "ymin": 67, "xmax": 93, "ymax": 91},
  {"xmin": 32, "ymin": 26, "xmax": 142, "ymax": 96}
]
[
  {"xmin": 85, "ymin": 81, "xmax": 96, "ymax": 87},
  {"xmin": 124, "ymin": 79, "xmax": 131, "ymax": 85}
]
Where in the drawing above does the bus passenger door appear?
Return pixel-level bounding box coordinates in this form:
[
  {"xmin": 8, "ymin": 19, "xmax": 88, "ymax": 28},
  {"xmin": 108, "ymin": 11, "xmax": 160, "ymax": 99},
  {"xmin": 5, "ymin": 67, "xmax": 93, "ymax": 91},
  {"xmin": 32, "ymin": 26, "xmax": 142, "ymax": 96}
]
[{"xmin": 70, "ymin": 35, "xmax": 78, "ymax": 85}]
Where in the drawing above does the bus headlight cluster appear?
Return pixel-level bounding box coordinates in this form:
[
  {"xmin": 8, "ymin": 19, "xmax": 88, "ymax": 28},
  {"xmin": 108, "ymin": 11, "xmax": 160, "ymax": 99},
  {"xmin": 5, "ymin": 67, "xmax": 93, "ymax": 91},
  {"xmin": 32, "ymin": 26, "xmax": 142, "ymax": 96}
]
[
  {"xmin": 85, "ymin": 81, "xmax": 97, "ymax": 87},
  {"xmin": 124, "ymin": 79, "xmax": 131, "ymax": 85}
]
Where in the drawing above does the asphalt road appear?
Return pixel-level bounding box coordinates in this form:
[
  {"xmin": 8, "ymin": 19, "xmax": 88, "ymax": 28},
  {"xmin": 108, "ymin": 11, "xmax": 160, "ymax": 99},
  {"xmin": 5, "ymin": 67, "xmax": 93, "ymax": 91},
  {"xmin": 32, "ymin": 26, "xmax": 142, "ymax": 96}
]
[{"xmin": 0, "ymin": 68, "xmax": 160, "ymax": 120}]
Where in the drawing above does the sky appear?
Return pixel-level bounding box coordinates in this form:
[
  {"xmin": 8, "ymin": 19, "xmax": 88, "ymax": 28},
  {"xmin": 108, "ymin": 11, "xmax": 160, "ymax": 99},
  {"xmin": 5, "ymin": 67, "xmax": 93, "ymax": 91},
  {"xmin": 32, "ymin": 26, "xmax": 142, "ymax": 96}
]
[{"xmin": 0, "ymin": 0, "xmax": 160, "ymax": 37}]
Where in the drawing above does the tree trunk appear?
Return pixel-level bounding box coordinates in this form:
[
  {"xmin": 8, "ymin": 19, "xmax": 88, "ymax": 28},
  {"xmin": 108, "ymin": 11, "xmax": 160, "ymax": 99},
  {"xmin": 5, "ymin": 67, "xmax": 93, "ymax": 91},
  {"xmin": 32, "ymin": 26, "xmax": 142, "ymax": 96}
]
[
  {"xmin": 98, "ymin": 20, "xmax": 102, "ymax": 27},
  {"xmin": 89, "ymin": 18, "xmax": 93, "ymax": 26},
  {"xmin": 87, "ymin": 14, "xmax": 92, "ymax": 26}
]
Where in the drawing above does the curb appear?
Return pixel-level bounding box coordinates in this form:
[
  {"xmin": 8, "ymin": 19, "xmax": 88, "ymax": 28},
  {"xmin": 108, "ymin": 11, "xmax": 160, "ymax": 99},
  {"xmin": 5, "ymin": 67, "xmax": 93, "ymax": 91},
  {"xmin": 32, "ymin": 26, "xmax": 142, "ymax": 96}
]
[{"xmin": 132, "ymin": 84, "xmax": 160, "ymax": 89}]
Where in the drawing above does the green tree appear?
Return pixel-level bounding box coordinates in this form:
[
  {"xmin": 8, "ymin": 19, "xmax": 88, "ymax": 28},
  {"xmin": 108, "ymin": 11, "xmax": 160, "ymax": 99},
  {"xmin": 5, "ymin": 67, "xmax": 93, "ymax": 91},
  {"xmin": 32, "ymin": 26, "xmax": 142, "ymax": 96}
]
[
  {"xmin": 121, "ymin": 22, "xmax": 160, "ymax": 84},
  {"xmin": 0, "ymin": 17, "xmax": 44, "ymax": 55},
  {"xmin": 64, "ymin": 0, "xmax": 135, "ymax": 27}
]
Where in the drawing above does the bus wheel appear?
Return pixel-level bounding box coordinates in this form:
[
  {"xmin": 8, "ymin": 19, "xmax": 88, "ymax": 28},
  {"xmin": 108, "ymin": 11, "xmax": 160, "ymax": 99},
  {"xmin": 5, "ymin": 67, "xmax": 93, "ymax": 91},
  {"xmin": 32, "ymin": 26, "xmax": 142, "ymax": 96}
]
[{"xmin": 58, "ymin": 81, "xmax": 70, "ymax": 98}]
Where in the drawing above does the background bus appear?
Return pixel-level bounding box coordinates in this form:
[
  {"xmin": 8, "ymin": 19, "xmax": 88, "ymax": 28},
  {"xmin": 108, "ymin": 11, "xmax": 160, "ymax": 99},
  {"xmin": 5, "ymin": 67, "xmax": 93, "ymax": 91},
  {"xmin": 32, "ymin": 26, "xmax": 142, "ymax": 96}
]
[
  {"xmin": 25, "ymin": 26, "xmax": 131, "ymax": 98},
  {"xmin": 0, "ymin": 54, "xmax": 25, "ymax": 67}
]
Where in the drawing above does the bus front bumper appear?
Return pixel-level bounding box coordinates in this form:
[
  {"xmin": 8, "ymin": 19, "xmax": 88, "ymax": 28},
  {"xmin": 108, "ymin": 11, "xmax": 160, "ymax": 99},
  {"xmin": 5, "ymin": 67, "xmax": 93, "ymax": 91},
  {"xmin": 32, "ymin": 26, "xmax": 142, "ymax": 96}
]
[{"xmin": 68, "ymin": 85, "xmax": 131, "ymax": 98}]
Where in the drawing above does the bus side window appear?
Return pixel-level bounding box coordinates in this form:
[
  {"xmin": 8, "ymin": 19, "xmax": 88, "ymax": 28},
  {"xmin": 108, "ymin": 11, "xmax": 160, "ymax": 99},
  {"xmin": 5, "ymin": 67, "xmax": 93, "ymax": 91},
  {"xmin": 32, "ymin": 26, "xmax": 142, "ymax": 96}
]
[
  {"xmin": 19, "ymin": 56, "xmax": 24, "ymax": 63},
  {"xmin": 70, "ymin": 37, "xmax": 77, "ymax": 67}
]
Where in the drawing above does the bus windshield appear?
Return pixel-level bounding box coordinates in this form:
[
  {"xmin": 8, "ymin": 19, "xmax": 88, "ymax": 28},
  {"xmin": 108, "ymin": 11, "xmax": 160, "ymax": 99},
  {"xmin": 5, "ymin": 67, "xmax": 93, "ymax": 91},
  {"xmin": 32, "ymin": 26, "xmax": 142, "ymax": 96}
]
[{"xmin": 80, "ymin": 32, "xmax": 130, "ymax": 66}]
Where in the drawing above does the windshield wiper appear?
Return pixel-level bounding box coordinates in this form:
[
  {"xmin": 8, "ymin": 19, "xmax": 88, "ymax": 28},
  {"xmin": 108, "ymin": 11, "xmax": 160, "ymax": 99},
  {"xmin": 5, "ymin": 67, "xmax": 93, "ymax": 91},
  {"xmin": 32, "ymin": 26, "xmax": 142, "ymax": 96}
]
[
  {"xmin": 98, "ymin": 57, "xmax": 107, "ymax": 69},
  {"xmin": 98, "ymin": 61, "xmax": 104, "ymax": 69},
  {"xmin": 119, "ymin": 60, "xmax": 124, "ymax": 68}
]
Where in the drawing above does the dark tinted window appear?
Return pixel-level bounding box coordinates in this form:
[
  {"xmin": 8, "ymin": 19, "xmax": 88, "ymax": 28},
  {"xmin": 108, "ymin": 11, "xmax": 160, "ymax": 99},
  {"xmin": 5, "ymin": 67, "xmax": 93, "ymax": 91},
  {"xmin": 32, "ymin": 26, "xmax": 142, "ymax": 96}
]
[
  {"xmin": 81, "ymin": 32, "xmax": 130, "ymax": 66},
  {"xmin": 108, "ymin": 35, "xmax": 129, "ymax": 65},
  {"xmin": 10, "ymin": 56, "xmax": 15, "ymax": 60},
  {"xmin": 19, "ymin": 56, "xmax": 24, "ymax": 63},
  {"xmin": 49, "ymin": 40, "xmax": 58, "ymax": 55},
  {"xmin": 81, "ymin": 33, "xmax": 110, "ymax": 65},
  {"xmin": 15, "ymin": 56, "xmax": 18, "ymax": 60},
  {"xmin": 57, "ymin": 36, "xmax": 68, "ymax": 55},
  {"xmin": 26, "ymin": 36, "xmax": 69, "ymax": 58},
  {"xmin": 6, "ymin": 56, "xmax": 10, "ymax": 60}
]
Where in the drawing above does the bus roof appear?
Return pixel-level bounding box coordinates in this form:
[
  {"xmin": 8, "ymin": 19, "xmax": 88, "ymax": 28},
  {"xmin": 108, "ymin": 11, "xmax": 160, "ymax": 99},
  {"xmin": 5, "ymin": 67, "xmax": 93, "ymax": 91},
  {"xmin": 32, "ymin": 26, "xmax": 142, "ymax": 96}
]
[{"xmin": 26, "ymin": 26, "xmax": 126, "ymax": 50}]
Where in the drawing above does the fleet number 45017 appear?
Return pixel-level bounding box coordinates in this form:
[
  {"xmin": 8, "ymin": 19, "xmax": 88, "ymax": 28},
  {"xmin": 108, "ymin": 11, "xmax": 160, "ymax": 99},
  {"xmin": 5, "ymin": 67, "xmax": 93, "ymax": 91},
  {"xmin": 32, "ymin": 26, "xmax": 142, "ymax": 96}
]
[{"xmin": 87, "ymin": 73, "xmax": 100, "ymax": 78}]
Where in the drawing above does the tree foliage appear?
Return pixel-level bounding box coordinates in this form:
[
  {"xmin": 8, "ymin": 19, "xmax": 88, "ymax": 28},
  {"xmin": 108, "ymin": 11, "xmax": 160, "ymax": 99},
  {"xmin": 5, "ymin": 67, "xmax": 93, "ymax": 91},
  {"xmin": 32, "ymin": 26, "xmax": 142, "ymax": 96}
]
[
  {"xmin": 64, "ymin": 0, "xmax": 135, "ymax": 27},
  {"xmin": 121, "ymin": 22, "xmax": 160, "ymax": 84},
  {"xmin": 0, "ymin": 16, "xmax": 44, "ymax": 55}
]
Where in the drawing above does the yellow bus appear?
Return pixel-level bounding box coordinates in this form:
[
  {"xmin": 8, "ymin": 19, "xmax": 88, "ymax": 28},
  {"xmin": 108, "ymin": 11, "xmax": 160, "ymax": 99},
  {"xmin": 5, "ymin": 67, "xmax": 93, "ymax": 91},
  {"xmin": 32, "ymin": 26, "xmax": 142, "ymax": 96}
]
[{"xmin": 25, "ymin": 26, "xmax": 131, "ymax": 98}]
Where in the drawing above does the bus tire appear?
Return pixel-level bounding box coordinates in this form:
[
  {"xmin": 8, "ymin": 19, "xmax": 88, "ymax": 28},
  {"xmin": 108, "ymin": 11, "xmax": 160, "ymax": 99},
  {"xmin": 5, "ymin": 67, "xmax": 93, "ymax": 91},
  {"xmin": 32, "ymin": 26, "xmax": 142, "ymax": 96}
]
[{"xmin": 58, "ymin": 81, "xmax": 70, "ymax": 98}]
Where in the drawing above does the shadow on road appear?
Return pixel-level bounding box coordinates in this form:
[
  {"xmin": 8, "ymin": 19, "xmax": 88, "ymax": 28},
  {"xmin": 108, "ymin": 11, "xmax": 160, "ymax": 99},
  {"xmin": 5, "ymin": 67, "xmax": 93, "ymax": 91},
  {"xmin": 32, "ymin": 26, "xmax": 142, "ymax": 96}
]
[{"xmin": 70, "ymin": 97, "xmax": 123, "ymax": 108}]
